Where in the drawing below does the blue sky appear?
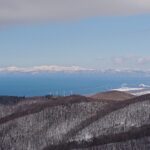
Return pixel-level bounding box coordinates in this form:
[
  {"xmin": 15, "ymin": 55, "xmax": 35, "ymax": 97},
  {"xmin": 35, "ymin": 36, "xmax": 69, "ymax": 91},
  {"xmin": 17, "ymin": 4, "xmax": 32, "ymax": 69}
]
[{"xmin": 0, "ymin": 0, "xmax": 150, "ymax": 72}]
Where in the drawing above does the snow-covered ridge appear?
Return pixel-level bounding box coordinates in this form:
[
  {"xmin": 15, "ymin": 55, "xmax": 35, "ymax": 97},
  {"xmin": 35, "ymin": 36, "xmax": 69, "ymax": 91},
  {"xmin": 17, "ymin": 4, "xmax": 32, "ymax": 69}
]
[{"xmin": 113, "ymin": 84, "xmax": 150, "ymax": 96}]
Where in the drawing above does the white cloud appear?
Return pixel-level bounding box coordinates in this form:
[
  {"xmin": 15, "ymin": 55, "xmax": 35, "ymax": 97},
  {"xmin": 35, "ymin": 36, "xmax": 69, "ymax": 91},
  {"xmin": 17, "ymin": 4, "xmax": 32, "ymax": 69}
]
[
  {"xmin": 0, "ymin": 65, "xmax": 94, "ymax": 73},
  {"xmin": 0, "ymin": 0, "xmax": 150, "ymax": 24},
  {"xmin": 93, "ymin": 56, "xmax": 150, "ymax": 71},
  {"xmin": 111, "ymin": 56, "xmax": 150, "ymax": 66},
  {"xmin": 137, "ymin": 57, "xmax": 150, "ymax": 65}
]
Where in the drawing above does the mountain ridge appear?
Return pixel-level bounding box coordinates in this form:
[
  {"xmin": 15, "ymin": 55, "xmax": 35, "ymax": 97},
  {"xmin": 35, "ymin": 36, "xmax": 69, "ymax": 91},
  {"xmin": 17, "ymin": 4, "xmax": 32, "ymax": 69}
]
[{"xmin": 0, "ymin": 91, "xmax": 150, "ymax": 150}]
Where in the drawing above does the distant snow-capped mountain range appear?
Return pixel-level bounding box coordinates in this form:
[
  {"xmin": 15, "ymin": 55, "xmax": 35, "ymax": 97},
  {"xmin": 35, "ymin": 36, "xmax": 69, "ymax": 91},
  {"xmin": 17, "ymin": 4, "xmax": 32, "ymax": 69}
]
[{"xmin": 1, "ymin": 65, "xmax": 150, "ymax": 74}]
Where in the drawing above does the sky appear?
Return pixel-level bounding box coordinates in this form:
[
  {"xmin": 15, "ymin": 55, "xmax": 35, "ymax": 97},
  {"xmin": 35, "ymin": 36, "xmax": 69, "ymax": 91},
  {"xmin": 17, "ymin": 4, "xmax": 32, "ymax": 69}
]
[{"xmin": 0, "ymin": 0, "xmax": 150, "ymax": 72}]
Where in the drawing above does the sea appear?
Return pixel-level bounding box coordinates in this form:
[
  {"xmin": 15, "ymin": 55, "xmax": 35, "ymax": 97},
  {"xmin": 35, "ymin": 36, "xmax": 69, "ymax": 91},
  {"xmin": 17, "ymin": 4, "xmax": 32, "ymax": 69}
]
[{"xmin": 0, "ymin": 72, "xmax": 150, "ymax": 97}]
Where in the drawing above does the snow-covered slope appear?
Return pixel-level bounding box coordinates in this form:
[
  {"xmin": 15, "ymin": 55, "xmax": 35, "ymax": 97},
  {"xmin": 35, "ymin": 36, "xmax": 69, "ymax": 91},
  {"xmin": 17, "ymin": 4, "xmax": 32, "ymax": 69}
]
[{"xmin": 113, "ymin": 84, "xmax": 150, "ymax": 96}]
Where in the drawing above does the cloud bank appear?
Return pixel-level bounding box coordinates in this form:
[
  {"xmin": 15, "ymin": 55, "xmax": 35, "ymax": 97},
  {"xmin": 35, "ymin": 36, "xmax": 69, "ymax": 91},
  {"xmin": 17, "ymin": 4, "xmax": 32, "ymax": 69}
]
[
  {"xmin": 111, "ymin": 56, "xmax": 150, "ymax": 66},
  {"xmin": 0, "ymin": 65, "xmax": 94, "ymax": 73},
  {"xmin": 95, "ymin": 56, "xmax": 150, "ymax": 71},
  {"xmin": 0, "ymin": 0, "xmax": 150, "ymax": 24}
]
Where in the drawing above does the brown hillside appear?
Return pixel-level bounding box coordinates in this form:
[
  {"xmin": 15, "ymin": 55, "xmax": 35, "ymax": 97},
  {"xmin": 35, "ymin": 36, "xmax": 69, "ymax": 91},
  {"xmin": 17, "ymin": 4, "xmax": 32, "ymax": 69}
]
[{"xmin": 90, "ymin": 90, "xmax": 135, "ymax": 101}]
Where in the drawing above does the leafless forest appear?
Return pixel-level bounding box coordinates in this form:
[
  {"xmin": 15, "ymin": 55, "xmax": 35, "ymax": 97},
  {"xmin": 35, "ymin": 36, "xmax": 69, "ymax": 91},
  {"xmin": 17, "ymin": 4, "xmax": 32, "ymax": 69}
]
[{"xmin": 0, "ymin": 92, "xmax": 150, "ymax": 150}]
